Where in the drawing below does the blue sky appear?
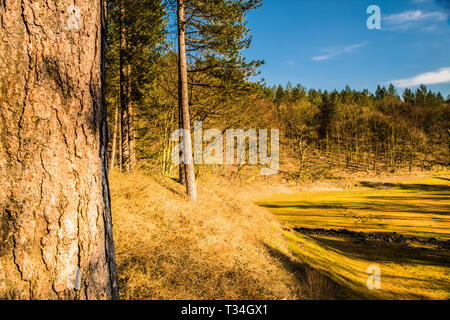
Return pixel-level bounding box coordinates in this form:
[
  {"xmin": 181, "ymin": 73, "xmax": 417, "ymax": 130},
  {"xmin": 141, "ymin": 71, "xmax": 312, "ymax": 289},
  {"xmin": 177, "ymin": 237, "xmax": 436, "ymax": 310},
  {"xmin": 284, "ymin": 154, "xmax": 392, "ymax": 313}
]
[{"xmin": 243, "ymin": 0, "xmax": 450, "ymax": 97}]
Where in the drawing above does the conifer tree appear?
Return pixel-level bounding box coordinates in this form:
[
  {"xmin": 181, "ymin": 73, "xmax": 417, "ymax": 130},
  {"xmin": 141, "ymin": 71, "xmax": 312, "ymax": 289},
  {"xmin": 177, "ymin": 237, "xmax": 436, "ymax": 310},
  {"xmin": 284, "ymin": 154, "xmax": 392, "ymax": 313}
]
[
  {"xmin": 170, "ymin": 0, "xmax": 262, "ymax": 200},
  {"xmin": 106, "ymin": 0, "xmax": 166, "ymax": 172}
]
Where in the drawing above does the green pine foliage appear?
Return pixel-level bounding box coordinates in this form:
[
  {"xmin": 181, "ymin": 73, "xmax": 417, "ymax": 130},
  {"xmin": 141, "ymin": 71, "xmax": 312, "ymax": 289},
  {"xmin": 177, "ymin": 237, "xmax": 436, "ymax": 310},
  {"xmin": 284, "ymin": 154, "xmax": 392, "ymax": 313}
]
[{"xmin": 104, "ymin": 0, "xmax": 449, "ymax": 176}]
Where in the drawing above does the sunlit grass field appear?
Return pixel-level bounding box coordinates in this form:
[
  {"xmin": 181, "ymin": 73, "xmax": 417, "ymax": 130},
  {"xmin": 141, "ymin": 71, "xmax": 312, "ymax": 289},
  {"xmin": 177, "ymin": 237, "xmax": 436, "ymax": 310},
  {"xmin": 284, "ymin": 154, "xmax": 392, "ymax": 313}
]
[{"xmin": 258, "ymin": 176, "xmax": 450, "ymax": 299}]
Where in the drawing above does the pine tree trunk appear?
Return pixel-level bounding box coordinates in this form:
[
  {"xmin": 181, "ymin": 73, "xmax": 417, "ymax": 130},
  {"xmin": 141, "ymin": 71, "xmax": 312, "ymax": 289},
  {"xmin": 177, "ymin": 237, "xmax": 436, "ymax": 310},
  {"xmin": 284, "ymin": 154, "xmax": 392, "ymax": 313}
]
[
  {"xmin": 177, "ymin": 0, "xmax": 197, "ymax": 201},
  {"xmin": 178, "ymin": 51, "xmax": 186, "ymax": 185},
  {"xmin": 0, "ymin": 0, "xmax": 118, "ymax": 299},
  {"xmin": 178, "ymin": 95, "xmax": 186, "ymax": 185},
  {"xmin": 110, "ymin": 101, "xmax": 119, "ymax": 172},
  {"xmin": 119, "ymin": 111, "xmax": 123, "ymax": 172},
  {"xmin": 128, "ymin": 104, "xmax": 135, "ymax": 170},
  {"xmin": 119, "ymin": 0, "xmax": 131, "ymax": 172},
  {"xmin": 127, "ymin": 65, "xmax": 136, "ymax": 171},
  {"xmin": 104, "ymin": 0, "xmax": 108, "ymax": 22}
]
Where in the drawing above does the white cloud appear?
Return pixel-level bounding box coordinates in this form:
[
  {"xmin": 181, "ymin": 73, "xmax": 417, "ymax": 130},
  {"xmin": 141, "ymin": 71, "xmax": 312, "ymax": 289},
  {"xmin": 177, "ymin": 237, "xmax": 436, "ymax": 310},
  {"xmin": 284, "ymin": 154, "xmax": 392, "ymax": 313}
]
[
  {"xmin": 383, "ymin": 10, "xmax": 448, "ymax": 30},
  {"xmin": 424, "ymin": 24, "xmax": 438, "ymax": 31},
  {"xmin": 391, "ymin": 67, "xmax": 450, "ymax": 87},
  {"xmin": 312, "ymin": 42, "xmax": 368, "ymax": 61}
]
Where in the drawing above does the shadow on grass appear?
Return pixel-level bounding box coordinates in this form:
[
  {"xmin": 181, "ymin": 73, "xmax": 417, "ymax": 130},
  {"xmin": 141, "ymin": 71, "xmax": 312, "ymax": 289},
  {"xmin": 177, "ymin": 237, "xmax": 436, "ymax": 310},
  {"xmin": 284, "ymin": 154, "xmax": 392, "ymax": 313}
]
[
  {"xmin": 307, "ymin": 236, "xmax": 448, "ymax": 299},
  {"xmin": 259, "ymin": 177, "xmax": 450, "ymax": 299},
  {"xmin": 365, "ymin": 195, "xmax": 450, "ymax": 201},
  {"xmin": 260, "ymin": 200, "xmax": 450, "ymax": 217},
  {"xmin": 360, "ymin": 181, "xmax": 450, "ymax": 193},
  {"xmin": 265, "ymin": 236, "xmax": 444, "ymax": 300},
  {"xmin": 311, "ymin": 236, "xmax": 450, "ymax": 269},
  {"xmin": 262, "ymin": 243, "xmax": 361, "ymax": 300}
]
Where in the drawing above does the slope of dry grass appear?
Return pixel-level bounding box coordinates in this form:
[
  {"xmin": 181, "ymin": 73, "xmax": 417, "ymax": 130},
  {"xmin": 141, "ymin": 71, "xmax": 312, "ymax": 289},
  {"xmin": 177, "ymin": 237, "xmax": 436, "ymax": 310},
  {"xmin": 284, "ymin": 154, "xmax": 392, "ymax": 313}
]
[{"xmin": 110, "ymin": 170, "xmax": 315, "ymax": 300}]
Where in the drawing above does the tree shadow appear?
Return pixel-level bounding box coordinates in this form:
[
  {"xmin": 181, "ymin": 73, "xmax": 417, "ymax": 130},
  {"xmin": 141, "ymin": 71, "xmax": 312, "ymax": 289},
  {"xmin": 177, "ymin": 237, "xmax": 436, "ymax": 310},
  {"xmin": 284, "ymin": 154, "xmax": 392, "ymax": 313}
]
[
  {"xmin": 154, "ymin": 177, "xmax": 185, "ymax": 196},
  {"xmin": 360, "ymin": 181, "xmax": 450, "ymax": 192},
  {"xmin": 262, "ymin": 243, "xmax": 361, "ymax": 300},
  {"xmin": 265, "ymin": 235, "xmax": 442, "ymax": 300},
  {"xmin": 260, "ymin": 200, "xmax": 450, "ymax": 218},
  {"xmin": 307, "ymin": 235, "xmax": 449, "ymax": 299},
  {"xmin": 311, "ymin": 236, "xmax": 450, "ymax": 269},
  {"xmin": 259, "ymin": 177, "xmax": 450, "ymax": 299}
]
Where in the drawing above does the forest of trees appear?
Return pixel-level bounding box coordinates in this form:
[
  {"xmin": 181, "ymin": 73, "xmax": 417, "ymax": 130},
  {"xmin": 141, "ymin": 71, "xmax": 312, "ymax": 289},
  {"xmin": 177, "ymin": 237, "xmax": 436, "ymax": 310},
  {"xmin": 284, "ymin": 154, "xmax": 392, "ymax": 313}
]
[
  {"xmin": 1, "ymin": 0, "xmax": 449, "ymax": 300},
  {"xmin": 274, "ymin": 83, "xmax": 450, "ymax": 177},
  {"xmin": 105, "ymin": 0, "xmax": 264, "ymax": 200},
  {"xmin": 103, "ymin": 1, "xmax": 449, "ymax": 185}
]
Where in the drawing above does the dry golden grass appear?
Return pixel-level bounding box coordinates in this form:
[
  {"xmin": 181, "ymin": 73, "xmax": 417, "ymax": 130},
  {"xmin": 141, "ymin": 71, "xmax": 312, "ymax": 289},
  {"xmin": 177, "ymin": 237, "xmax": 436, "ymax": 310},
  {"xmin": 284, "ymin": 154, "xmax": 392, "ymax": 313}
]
[
  {"xmin": 260, "ymin": 175, "xmax": 450, "ymax": 299},
  {"xmin": 258, "ymin": 176, "xmax": 450, "ymax": 240},
  {"xmin": 110, "ymin": 166, "xmax": 449, "ymax": 300},
  {"xmin": 110, "ymin": 170, "xmax": 316, "ymax": 300}
]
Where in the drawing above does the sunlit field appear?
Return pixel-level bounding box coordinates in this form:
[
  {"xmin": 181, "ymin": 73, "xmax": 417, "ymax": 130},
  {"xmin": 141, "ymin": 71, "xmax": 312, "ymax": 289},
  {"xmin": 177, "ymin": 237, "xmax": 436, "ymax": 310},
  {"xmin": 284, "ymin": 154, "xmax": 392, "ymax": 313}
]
[{"xmin": 258, "ymin": 176, "xmax": 450, "ymax": 299}]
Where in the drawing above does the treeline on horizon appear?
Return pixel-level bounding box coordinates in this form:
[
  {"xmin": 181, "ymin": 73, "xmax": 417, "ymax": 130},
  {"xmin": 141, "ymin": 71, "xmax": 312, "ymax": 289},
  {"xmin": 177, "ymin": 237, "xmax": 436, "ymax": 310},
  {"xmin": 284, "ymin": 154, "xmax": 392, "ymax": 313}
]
[
  {"xmin": 267, "ymin": 82, "xmax": 450, "ymax": 177},
  {"xmin": 104, "ymin": 0, "xmax": 450, "ymax": 181}
]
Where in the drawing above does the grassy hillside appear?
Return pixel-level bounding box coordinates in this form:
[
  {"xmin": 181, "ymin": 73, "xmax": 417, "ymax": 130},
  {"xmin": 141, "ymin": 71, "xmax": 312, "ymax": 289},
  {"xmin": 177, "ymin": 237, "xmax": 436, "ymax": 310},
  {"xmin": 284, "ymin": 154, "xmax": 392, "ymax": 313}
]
[{"xmin": 110, "ymin": 171, "xmax": 315, "ymax": 300}]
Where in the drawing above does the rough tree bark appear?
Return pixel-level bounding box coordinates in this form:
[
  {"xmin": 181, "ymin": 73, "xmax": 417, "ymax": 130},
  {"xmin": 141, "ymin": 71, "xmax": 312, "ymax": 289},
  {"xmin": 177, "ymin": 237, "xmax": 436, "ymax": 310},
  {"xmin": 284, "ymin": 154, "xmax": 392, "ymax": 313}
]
[
  {"xmin": 177, "ymin": 0, "xmax": 197, "ymax": 201},
  {"xmin": 0, "ymin": 0, "xmax": 118, "ymax": 299}
]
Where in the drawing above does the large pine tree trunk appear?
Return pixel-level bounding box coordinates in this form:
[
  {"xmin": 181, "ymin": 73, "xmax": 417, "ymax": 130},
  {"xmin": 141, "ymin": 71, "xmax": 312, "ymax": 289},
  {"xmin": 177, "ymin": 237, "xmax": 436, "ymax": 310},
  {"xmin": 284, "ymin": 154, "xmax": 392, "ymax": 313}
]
[
  {"xmin": 0, "ymin": 0, "xmax": 118, "ymax": 299},
  {"xmin": 177, "ymin": 0, "xmax": 197, "ymax": 201}
]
